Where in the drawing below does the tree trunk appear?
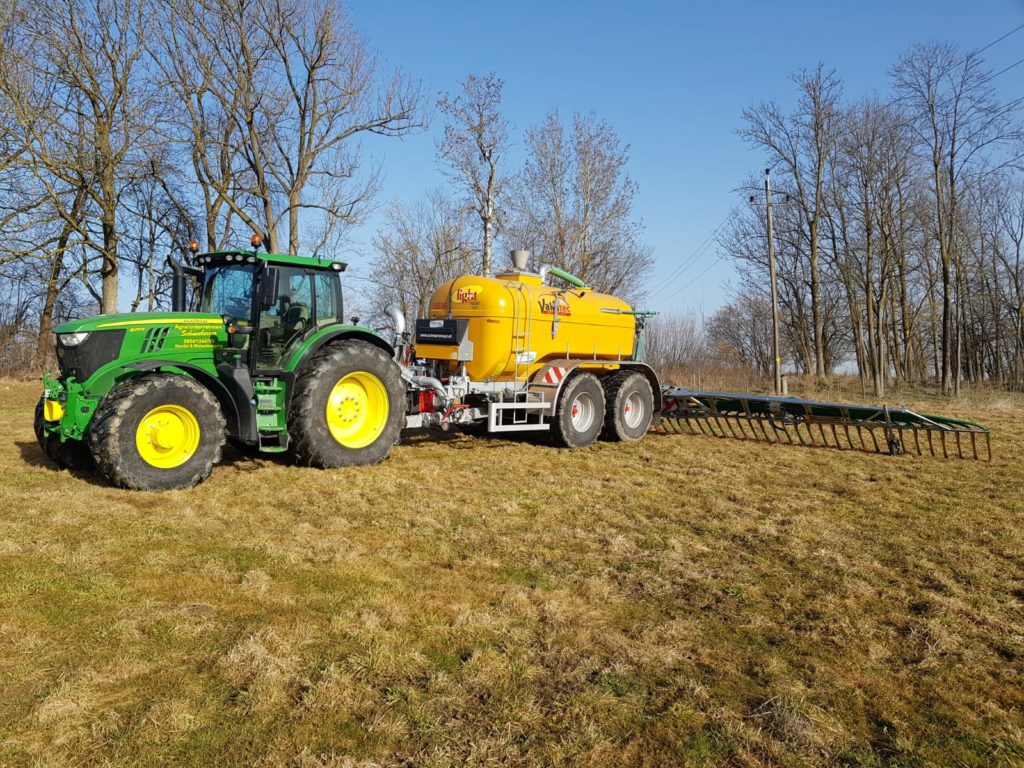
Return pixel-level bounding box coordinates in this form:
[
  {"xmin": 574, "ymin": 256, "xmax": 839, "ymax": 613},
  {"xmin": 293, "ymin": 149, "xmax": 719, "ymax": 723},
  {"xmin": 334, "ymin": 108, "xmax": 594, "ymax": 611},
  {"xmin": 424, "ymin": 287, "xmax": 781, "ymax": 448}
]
[
  {"xmin": 809, "ymin": 216, "xmax": 825, "ymax": 378},
  {"xmin": 36, "ymin": 254, "xmax": 64, "ymax": 366}
]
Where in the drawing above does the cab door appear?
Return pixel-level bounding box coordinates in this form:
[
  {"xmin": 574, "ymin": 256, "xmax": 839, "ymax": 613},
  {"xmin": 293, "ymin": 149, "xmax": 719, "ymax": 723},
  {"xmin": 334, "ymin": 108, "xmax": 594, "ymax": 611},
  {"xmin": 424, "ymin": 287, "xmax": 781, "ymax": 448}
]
[{"xmin": 254, "ymin": 267, "xmax": 315, "ymax": 370}]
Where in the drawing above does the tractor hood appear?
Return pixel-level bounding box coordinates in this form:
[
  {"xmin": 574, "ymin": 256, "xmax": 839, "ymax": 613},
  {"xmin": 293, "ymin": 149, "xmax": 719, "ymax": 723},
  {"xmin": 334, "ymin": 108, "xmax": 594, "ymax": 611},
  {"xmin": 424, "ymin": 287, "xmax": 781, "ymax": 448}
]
[{"xmin": 55, "ymin": 312, "xmax": 226, "ymax": 334}]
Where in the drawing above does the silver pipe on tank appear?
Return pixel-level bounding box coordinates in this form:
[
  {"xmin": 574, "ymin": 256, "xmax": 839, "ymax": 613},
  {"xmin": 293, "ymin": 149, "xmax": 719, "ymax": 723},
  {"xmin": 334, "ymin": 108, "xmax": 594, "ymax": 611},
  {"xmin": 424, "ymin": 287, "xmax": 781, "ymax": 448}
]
[
  {"xmin": 386, "ymin": 305, "xmax": 406, "ymax": 339},
  {"xmin": 403, "ymin": 374, "xmax": 451, "ymax": 410}
]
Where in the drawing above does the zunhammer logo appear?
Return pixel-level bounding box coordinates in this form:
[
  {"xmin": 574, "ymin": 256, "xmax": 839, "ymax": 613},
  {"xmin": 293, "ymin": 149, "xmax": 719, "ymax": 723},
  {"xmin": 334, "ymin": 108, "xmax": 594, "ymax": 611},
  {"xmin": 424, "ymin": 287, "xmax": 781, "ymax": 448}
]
[
  {"xmin": 539, "ymin": 297, "xmax": 571, "ymax": 316},
  {"xmin": 454, "ymin": 284, "xmax": 483, "ymax": 303}
]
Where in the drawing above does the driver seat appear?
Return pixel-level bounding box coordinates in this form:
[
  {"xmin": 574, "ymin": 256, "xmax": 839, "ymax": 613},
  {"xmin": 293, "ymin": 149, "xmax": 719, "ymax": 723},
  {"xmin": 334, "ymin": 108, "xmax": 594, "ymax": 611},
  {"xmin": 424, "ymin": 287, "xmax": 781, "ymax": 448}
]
[{"xmin": 281, "ymin": 302, "xmax": 310, "ymax": 339}]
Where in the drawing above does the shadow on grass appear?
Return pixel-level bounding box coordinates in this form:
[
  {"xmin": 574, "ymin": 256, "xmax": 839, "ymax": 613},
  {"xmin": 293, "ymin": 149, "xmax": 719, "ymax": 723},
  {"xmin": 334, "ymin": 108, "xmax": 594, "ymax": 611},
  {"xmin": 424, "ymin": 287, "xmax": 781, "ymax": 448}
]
[
  {"xmin": 399, "ymin": 427, "xmax": 554, "ymax": 450},
  {"xmin": 14, "ymin": 438, "xmax": 291, "ymax": 487},
  {"xmin": 16, "ymin": 439, "xmax": 52, "ymax": 469},
  {"xmin": 16, "ymin": 439, "xmax": 102, "ymax": 486},
  {"xmin": 14, "ymin": 427, "xmax": 555, "ymax": 488}
]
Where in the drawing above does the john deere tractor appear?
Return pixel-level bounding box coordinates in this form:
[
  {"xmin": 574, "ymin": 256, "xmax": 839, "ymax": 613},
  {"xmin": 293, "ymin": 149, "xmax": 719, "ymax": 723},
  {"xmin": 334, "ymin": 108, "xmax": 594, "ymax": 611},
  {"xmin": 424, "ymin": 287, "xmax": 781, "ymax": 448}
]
[{"xmin": 36, "ymin": 240, "xmax": 406, "ymax": 490}]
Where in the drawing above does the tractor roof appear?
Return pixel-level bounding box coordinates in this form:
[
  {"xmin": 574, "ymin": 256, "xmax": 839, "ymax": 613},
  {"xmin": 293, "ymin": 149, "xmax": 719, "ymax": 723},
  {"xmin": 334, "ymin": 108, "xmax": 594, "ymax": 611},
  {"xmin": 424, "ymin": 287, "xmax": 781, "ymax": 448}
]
[{"xmin": 197, "ymin": 250, "xmax": 347, "ymax": 272}]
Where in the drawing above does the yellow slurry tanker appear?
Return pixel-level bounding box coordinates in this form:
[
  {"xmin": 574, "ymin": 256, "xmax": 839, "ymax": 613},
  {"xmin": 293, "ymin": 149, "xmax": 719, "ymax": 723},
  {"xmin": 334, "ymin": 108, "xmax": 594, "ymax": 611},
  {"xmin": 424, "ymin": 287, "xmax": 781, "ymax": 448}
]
[
  {"xmin": 36, "ymin": 242, "xmax": 990, "ymax": 490},
  {"xmin": 405, "ymin": 250, "xmax": 659, "ymax": 446}
]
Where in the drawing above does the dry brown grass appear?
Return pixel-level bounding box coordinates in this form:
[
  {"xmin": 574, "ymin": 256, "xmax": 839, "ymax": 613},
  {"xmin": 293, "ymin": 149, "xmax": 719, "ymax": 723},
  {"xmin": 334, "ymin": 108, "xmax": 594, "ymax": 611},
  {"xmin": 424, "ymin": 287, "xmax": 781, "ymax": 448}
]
[{"xmin": 1, "ymin": 378, "xmax": 1022, "ymax": 766}]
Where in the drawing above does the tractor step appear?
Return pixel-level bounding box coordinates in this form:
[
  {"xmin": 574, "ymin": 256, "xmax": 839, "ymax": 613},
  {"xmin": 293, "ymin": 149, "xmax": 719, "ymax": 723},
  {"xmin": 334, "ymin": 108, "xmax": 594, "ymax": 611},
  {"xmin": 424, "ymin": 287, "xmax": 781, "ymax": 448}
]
[{"xmin": 253, "ymin": 378, "xmax": 289, "ymax": 452}]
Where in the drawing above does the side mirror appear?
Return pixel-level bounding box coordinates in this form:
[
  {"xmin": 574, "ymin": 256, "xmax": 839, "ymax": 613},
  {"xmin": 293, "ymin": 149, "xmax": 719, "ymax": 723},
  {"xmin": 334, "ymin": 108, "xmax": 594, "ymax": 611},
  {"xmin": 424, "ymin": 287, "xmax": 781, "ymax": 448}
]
[{"xmin": 258, "ymin": 267, "xmax": 280, "ymax": 308}]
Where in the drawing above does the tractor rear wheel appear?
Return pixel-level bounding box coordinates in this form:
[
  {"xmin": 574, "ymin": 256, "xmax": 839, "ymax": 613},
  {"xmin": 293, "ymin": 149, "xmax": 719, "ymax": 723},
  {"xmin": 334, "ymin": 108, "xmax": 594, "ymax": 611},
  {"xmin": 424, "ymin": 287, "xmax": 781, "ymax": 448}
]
[
  {"xmin": 601, "ymin": 371, "xmax": 654, "ymax": 441},
  {"xmin": 551, "ymin": 372, "xmax": 605, "ymax": 448},
  {"xmin": 288, "ymin": 340, "xmax": 405, "ymax": 468},
  {"xmin": 89, "ymin": 375, "xmax": 225, "ymax": 490},
  {"xmin": 34, "ymin": 397, "xmax": 92, "ymax": 471}
]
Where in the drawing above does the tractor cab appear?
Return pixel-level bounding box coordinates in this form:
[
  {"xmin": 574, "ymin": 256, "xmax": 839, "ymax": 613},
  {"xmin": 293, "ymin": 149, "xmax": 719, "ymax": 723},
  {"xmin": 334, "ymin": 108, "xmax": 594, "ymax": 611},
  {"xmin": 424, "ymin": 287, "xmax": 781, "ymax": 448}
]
[{"xmin": 177, "ymin": 242, "xmax": 347, "ymax": 371}]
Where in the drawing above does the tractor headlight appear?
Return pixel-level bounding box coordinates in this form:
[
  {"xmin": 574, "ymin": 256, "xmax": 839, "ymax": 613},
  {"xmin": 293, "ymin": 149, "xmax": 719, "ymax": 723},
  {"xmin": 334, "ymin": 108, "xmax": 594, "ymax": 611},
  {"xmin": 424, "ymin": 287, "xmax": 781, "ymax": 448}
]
[{"xmin": 59, "ymin": 332, "xmax": 90, "ymax": 347}]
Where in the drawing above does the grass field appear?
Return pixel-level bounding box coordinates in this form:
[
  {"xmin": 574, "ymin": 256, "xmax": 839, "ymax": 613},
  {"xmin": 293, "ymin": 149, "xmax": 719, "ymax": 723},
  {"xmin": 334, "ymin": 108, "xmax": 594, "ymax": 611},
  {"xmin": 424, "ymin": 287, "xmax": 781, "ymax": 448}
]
[{"xmin": 0, "ymin": 378, "xmax": 1022, "ymax": 767}]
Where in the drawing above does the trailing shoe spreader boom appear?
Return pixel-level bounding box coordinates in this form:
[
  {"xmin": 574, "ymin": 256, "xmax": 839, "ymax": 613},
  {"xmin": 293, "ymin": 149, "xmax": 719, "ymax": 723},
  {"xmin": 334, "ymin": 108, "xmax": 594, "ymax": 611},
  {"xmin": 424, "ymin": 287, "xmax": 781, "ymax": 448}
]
[{"xmin": 658, "ymin": 388, "xmax": 992, "ymax": 461}]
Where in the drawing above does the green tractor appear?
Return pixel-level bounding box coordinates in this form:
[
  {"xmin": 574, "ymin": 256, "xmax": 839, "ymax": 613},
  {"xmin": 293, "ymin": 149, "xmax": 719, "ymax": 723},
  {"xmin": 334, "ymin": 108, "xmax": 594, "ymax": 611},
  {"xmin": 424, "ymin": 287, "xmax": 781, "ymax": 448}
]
[{"xmin": 35, "ymin": 240, "xmax": 407, "ymax": 490}]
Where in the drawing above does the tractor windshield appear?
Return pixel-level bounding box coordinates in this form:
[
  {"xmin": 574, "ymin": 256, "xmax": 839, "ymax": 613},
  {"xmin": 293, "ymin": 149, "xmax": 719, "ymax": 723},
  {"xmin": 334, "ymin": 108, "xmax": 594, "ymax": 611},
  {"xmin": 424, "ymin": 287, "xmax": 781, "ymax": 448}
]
[{"xmin": 200, "ymin": 265, "xmax": 255, "ymax": 321}]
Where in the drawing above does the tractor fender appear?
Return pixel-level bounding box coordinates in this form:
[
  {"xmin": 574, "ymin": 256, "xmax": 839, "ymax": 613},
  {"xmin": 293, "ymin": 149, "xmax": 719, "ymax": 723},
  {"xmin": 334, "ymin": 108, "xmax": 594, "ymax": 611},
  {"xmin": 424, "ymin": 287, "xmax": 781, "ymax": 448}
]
[
  {"xmin": 530, "ymin": 360, "xmax": 662, "ymax": 412},
  {"xmin": 284, "ymin": 327, "xmax": 395, "ymax": 373},
  {"xmin": 123, "ymin": 360, "xmax": 245, "ymax": 439}
]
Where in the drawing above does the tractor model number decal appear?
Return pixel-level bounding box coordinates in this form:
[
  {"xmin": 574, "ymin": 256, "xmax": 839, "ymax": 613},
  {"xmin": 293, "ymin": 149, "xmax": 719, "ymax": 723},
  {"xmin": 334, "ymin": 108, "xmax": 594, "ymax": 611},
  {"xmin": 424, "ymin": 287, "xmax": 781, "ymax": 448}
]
[
  {"xmin": 173, "ymin": 330, "xmax": 221, "ymax": 350},
  {"xmin": 539, "ymin": 297, "xmax": 571, "ymax": 316},
  {"xmin": 454, "ymin": 284, "xmax": 483, "ymax": 303}
]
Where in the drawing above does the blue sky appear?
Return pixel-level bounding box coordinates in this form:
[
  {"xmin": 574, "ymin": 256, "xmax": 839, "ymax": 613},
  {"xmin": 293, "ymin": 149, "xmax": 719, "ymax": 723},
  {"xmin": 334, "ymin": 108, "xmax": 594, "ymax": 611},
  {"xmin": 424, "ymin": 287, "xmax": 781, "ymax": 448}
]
[{"xmin": 343, "ymin": 1, "xmax": 1024, "ymax": 316}]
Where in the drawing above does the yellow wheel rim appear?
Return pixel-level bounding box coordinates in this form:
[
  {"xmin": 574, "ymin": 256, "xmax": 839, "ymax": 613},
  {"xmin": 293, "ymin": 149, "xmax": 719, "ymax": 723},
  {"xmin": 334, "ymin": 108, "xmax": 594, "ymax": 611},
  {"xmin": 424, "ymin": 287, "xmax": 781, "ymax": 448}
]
[
  {"xmin": 135, "ymin": 404, "xmax": 201, "ymax": 469},
  {"xmin": 326, "ymin": 371, "xmax": 389, "ymax": 449}
]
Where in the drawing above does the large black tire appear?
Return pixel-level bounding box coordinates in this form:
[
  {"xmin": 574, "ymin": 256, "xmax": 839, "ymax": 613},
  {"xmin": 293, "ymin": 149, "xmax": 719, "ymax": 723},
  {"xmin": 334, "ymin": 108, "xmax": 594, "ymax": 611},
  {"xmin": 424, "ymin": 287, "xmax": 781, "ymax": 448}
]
[
  {"xmin": 288, "ymin": 340, "xmax": 405, "ymax": 468},
  {"xmin": 89, "ymin": 375, "xmax": 226, "ymax": 490},
  {"xmin": 550, "ymin": 372, "xmax": 606, "ymax": 448},
  {"xmin": 34, "ymin": 397, "xmax": 93, "ymax": 471},
  {"xmin": 601, "ymin": 371, "xmax": 655, "ymax": 442}
]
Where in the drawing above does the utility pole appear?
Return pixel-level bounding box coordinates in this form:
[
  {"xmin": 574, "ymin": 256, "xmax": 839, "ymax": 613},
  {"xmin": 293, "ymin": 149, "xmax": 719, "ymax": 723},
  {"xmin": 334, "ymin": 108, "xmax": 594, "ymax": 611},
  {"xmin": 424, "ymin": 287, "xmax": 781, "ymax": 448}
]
[{"xmin": 764, "ymin": 169, "xmax": 783, "ymax": 395}]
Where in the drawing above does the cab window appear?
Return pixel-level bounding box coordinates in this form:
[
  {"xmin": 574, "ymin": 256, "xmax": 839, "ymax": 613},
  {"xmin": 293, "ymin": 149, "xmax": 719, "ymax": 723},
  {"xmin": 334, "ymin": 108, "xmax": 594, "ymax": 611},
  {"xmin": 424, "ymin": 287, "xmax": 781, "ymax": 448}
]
[
  {"xmin": 201, "ymin": 265, "xmax": 255, "ymax": 321},
  {"xmin": 315, "ymin": 273, "xmax": 338, "ymax": 325}
]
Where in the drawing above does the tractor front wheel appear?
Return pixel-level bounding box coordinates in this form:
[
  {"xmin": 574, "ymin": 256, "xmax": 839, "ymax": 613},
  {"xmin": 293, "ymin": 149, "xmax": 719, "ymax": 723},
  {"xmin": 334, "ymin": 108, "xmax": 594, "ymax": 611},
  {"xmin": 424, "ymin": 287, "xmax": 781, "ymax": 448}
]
[
  {"xmin": 551, "ymin": 372, "xmax": 606, "ymax": 448},
  {"xmin": 34, "ymin": 397, "xmax": 92, "ymax": 471},
  {"xmin": 89, "ymin": 375, "xmax": 225, "ymax": 490},
  {"xmin": 288, "ymin": 341, "xmax": 405, "ymax": 468}
]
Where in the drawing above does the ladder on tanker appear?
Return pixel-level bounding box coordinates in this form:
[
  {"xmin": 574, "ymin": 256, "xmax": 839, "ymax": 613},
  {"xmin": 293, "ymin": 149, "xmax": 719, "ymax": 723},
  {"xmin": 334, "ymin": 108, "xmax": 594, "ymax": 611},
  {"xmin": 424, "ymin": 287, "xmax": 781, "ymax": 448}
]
[{"xmin": 487, "ymin": 281, "xmax": 550, "ymax": 432}]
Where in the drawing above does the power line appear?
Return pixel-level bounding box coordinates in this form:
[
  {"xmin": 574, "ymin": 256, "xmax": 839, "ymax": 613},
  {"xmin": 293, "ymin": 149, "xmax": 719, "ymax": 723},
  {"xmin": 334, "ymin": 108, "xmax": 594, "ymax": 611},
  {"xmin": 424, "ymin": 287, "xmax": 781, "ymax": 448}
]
[
  {"xmin": 647, "ymin": 237, "xmax": 716, "ymax": 300},
  {"xmin": 973, "ymin": 22, "xmax": 1024, "ymax": 57},
  {"xmin": 647, "ymin": 212, "xmax": 733, "ymax": 300},
  {"xmin": 649, "ymin": 225, "xmax": 721, "ymax": 293},
  {"xmin": 655, "ymin": 253, "xmax": 725, "ymax": 306},
  {"xmin": 987, "ymin": 56, "xmax": 1024, "ymax": 81}
]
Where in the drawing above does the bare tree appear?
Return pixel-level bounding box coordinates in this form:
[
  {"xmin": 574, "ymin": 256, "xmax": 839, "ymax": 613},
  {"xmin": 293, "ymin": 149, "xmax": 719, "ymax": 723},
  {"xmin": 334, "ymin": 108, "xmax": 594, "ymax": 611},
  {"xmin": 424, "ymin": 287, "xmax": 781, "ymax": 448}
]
[
  {"xmin": 437, "ymin": 73, "xmax": 508, "ymax": 276},
  {"xmin": 157, "ymin": 0, "xmax": 421, "ymax": 254},
  {"xmin": 836, "ymin": 99, "xmax": 915, "ymax": 395},
  {"xmin": 14, "ymin": 0, "xmax": 155, "ymax": 314},
  {"xmin": 121, "ymin": 150, "xmax": 196, "ymax": 311},
  {"xmin": 368, "ymin": 189, "xmax": 476, "ymax": 324},
  {"xmin": 505, "ymin": 111, "xmax": 653, "ymax": 300},
  {"xmin": 892, "ymin": 42, "xmax": 1019, "ymax": 394},
  {"xmin": 706, "ymin": 291, "xmax": 778, "ymax": 375},
  {"xmin": 645, "ymin": 312, "xmax": 707, "ymax": 371},
  {"xmin": 741, "ymin": 64, "xmax": 843, "ymax": 379}
]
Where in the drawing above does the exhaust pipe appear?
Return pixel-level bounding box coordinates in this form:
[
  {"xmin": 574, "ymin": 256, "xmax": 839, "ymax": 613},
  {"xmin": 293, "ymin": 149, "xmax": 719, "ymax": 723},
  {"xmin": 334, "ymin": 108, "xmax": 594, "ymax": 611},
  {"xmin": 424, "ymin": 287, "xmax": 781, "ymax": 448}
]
[{"xmin": 168, "ymin": 255, "xmax": 186, "ymax": 312}]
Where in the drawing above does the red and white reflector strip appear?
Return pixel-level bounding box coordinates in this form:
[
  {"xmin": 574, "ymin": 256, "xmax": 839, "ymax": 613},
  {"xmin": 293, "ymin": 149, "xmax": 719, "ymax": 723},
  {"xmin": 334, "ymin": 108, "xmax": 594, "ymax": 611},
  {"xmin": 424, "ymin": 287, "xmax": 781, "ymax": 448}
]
[{"xmin": 542, "ymin": 366, "xmax": 568, "ymax": 385}]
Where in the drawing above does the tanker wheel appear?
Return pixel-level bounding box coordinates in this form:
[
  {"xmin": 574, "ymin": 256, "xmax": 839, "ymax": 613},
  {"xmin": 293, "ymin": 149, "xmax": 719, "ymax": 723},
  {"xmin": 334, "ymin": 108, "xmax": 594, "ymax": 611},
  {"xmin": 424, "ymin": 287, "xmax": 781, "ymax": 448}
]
[
  {"xmin": 551, "ymin": 372, "xmax": 605, "ymax": 448},
  {"xmin": 601, "ymin": 371, "xmax": 654, "ymax": 442},
  {"xmin": 34, "ymin": 397, "xmax": 94, "ymax": 471},
  {"xmin": 288, "ymin": 340, "xmax": 405, "ymax": 468},
  {"xmin": 89, "ymin": 375, "xmax": 225, "ymax": 490}
]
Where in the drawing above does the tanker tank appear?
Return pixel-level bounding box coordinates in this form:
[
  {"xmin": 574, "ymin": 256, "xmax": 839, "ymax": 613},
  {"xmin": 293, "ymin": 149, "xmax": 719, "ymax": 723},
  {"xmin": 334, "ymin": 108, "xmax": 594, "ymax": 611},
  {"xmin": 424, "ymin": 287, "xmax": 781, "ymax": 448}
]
[{"xmin": 417, "ymin": 268, "xmax": 637, "ymax": 382}]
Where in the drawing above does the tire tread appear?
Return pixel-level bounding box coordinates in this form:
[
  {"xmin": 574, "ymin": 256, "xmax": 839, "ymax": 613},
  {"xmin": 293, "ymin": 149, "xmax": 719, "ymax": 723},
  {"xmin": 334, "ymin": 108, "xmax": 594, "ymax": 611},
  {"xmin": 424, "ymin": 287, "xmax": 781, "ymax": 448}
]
[
  {"xmin": 288, "ymin": 340, "xmax": 404, "ymax": 468},
  {"xmin": 89, "ymin": 375, "xmax": 225, "ymax": 490}
]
